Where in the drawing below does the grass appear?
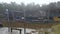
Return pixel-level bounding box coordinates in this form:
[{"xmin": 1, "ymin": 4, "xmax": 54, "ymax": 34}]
[{"xmin": 52, "ymin": 23, "xmax": 60, "ymax": 34}]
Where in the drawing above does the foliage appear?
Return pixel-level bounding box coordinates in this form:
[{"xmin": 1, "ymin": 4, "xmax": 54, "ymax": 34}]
[
  {"xmin": 0, "ymin": 1, "xmax": 60, "ymax": 19},
  {"xmin": 52, "ymin": 23, "xmax": 60, "ymax": 34}
]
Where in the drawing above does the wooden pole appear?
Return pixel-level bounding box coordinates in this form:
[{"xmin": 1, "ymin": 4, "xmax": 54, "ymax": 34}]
[{"xmin": 19, "ymin": 29, "xmax": 22, "ymax": 34}]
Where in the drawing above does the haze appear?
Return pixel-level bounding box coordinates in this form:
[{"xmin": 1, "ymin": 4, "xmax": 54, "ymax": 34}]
[{"xmin": 0, "ymin": 0, "xmax": 60, "ymax": 5}]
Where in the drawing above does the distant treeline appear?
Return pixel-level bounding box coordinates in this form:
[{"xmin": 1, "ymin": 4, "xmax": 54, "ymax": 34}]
[{"xmin": 0, "ymin": 1, "xmax": 60, "ymax": 18}]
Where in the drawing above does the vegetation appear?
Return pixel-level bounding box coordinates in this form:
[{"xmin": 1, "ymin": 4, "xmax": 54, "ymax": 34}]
[
  {"xmin": 0, "ymin": 1, "xmax": 60, "ymax": 20},
  {"xmin": 52, "ymin": 23, "xmax": 60, "ymax": 34}
]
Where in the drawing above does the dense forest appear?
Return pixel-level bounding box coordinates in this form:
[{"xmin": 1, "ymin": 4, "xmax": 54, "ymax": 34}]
[{"xmin": 0, "ymin": 1, "xmax": 60, "ymax": 21}]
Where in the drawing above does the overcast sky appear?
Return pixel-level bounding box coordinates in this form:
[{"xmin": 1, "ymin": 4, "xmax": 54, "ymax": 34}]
[{"xmin": 0, "ymin": 0, "xmax": 60, "ymax": 5}]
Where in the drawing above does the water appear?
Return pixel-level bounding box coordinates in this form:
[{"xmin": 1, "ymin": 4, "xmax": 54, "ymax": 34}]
[
  {"xmin": 0, "ymin": 27, "xmax": 54, "ymax": 34},
  {"xmin": 0, "ymin": 27, "xmax": 36, "ymax": 34}
]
